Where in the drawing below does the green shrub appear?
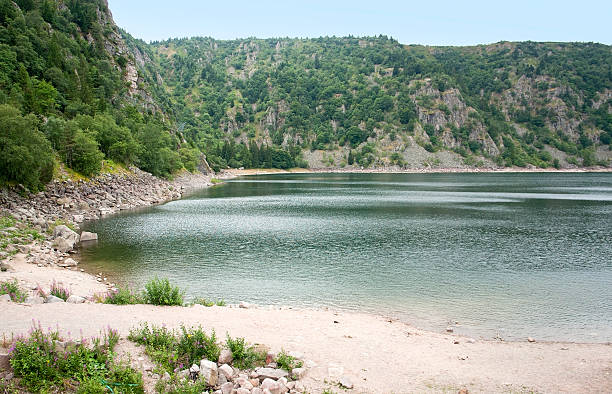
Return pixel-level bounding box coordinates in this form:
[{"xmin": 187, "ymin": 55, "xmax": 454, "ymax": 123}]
[
  {"xmin": 226, "ymin": 335, "xmax": 266, "ymax": 370},
  {"xmin": 104, "ymin": 287, "xmax": 142, "ymax": 305},
  {"xmin": 276, "ymin": 350, "xmax": 303, "ymax": 372},
  {"xmin": 9, "ymin": 325, "xmax": 138, "ymax": 393},
  {"xmin": 0, "ymin": 279, "xmax": 27, "ymax": 302},
  {"xmin": 128, "ymin": 323, "xmax": 219, "ymax": 374},
  {"xmin": 144, "ymin": 277, "xmax": 184, "ymax": 306}
]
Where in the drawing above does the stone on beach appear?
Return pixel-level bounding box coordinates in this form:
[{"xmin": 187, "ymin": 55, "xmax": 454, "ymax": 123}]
[
  {"xmin": 66, "ymin": 295, "xmax": 85, "ymax": 304},
  {"xmin": 45, "ymin": 295, "xmax": 65, "ymax": 303},
  {"xmin": 80, "ymin": 231, "xmax": 98, "ymax": 242},
  {"xmin": 254, "ymin": 367, "xmax": 288, "ymax": 380},
  {"xmin": 199, "ymin": 359, "xmax": 218, "ymax": 386}
]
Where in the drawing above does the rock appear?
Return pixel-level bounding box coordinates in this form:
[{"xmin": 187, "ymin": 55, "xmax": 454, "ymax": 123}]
[
  {"xmin": 66, "ymin": 295, "xmax": 85, "ymax": 304},
  {"xmin": 218, "ymin": 348, "xmax": 233, "ymax": 364},
  {"xmin": 339, "ymin": 375, "xmax": 354, "ymax": 389},
  {"xmin": 236, "ymin": 388, "xmax": 250, "ymax": 394},
  {"xmin": 218, "ymin": 363, "xmax": 233, "ymax": 379},
  {"xmin": 293, "ymin": 381, "xmax": 305, "ymax": 392},
  {"xmin": 254, "ymin": 367, "xmax": 288, "ymax": 381},
  {"xmin": 53, "ymin": 225, "xmax": 79, "ymax": 244},
  {"xmin": 73, "ymin": 214, "xmax": 85, "ymax": 223},
  {"xmin": 0, "ymin": 351, "xmax": 10, "ymax": 370},
  {"xmin": 466, "ymin": 338, "xmax": 476, "ymax": 344},
  {"xmin": 220, "ymin": 382, "xmax": 233, "ymax": 394},
  {"xmin": 252, "ymin": 388, "xmax": 264, "ymax": 394},
  {"xmin": 446, "ymin": 327, "xmax": 454, "ymax": 333},
  {"xmin": 162, "ymin": 371, "xmax": 171, "ymax": 381},
  {"xmin": 59, "ymin": 258, "xmax": 78, "ymax": 267},
  {"xmin": 261, "ymin": 378, "xmax": 280, "ymax": 394},
  {"xmin": 54, "ymin": 238, "xmax": 74, "ymax": 253},
  {"xmin": 80, "ymin": 231, "xmax": 98, "ymax": 242},
  {"xmin": 189, "ymin": 363, "xmax": 200, "ymax": 373},
  {"xmin": 237, "ymin": 377, "xmax": 254, "ymax": 390},
  {"xmin": 26, "ymin": 296, "xmax": 44, "ymax": 304},
  {"xmin": 527, "ymin": 337, "xmax": 536, "ymax": 343},
  {"xmin": 250, "ymin": 378, "xmax": 260, "ymax": 387},
  {"xmin": 0, "ymin": 294, "xmax": 11, "ymax": 302},
  {"xmin": 291, "ymin": 367, "xmax": 306, "ymax": 379},
  {"xmin": 45, "ymin": 295, "xmax": 65, "ymax": 303},
  {"xmin": 239, "ymin": 301, "xmax": 251, "ymax": 309},
  {"xmin": 199, "ymin": 359, "xmax": 218, "ymax": 386}
]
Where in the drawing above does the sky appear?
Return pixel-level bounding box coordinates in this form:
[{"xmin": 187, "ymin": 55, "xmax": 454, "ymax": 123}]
[{"xmin": 107, "ymin": 0, "xmax": 612, "ymax": 46}]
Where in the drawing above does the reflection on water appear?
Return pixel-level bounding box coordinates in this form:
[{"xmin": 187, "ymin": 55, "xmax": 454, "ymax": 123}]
[{"xmin": 81, "ymin": 172, "xmax": 612, "ymax": 342}]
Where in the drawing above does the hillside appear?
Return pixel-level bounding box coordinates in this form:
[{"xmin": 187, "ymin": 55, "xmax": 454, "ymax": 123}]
[
  {"xmin": 145, "ymin": 37, "xmax": 612, "ymax": 170},
  {"xmin": 1, "ymin": 0, "xmax": 611, "ymax": 192}
]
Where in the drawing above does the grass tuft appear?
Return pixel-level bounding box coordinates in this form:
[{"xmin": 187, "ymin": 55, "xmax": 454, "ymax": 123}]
[{"xmin": 0, "ymin": 279, "xmax": 27, "ymax": 302}]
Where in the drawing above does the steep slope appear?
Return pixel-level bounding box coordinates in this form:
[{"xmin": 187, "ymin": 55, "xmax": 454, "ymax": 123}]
[
  {"xmin": 0, "ymin": 0, "xmax": 196, "ymax": 191},
  {"xmin": 144, "ymin": 37, "xmax": 612, "ymax": 170}
]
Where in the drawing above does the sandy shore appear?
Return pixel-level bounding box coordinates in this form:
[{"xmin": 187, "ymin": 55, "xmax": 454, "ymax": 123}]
[{"xmin": 1, "ymin": 301, "xmax": 611, "ymax": 393}]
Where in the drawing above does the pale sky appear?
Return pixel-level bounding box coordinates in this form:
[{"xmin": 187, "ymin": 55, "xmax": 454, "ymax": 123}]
[{"xmin": 107, "ymin": 0, "xmax": 612, "ymax": 46}]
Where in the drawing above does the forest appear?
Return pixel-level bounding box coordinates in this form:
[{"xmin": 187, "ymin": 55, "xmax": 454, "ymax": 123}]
[{"xmin": 1, "ymin": 0, "xmax": 611, "ymax": 191}]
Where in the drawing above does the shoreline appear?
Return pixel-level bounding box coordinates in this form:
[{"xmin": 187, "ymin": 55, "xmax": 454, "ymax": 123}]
[{"xmin": 223, "ymin": 165, "xmax": 612, "ymax": 177}]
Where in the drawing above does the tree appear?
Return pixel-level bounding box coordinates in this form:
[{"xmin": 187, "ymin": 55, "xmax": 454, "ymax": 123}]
[{"xmin": 0, "ymin": 105, "xmax": 54, "ymax": 191}]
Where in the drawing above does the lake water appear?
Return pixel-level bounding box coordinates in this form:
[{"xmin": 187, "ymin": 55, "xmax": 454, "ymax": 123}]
[{"xmin": 80, "ymin": 172, "xmax": 612, "ymax": 342}]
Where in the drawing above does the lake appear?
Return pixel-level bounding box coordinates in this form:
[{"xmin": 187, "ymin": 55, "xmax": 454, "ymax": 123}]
[{"xmin": 80, "ymin": 172, "xmax": 612, "ymax": 342}]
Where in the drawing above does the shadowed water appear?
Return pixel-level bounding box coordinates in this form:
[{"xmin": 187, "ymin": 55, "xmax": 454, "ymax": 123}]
[{"xmin": 80, "ymin": 172, "xmax": 612, "ymax": 341}]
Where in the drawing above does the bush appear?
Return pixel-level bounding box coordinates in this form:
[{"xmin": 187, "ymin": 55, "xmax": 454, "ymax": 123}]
[
  {"xmin": 9, "ymin": 325, "xmax": 140, "ymax": 393},
  {"xmin": 0, "ymin": 279, "xmax": 27, "ymax": 302},
  {"xmin": 0, "ymin": 105, "xmax": 54, "ymax": 191},
  {"xmin": 128, "ymin": 323, "xmax": 219, "ymax": 374},
  {"xmin": 104, "ymin": 287, "xmax": 142, "ymax": 305},
  {"xmin": 144, "ymin": 277, "xmax": 184, "ymax": 306},
  {"xmin": 192, "ymin": 297, "xmax": 226, "ymax": 307},
  {"xmin": 276, "ymin": 350, "xmax": 303, "ymax": 372},
  {"xmin": 226, "ymin": 335, "xmax": 266, "ymax": 370}
]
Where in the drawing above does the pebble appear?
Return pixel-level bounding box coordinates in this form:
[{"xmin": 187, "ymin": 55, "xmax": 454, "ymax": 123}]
[
  {"xmin": 339, "ymin": 375, "xmax": 354, "ymax": 389},
  {"xmin": 527, "ymin": 337, "xmax": 536, "ymax": 343}
]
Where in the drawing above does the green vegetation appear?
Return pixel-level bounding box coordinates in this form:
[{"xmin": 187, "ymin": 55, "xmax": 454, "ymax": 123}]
[
  {"xmin": 1, "ymin": 0, "xmax": 610, "ymax": 192},
  {"xmin": 49, "ymin": 280, "xmax": 70, "ymax": 301},
  {"xmin": 191, "ymin": 297, "xmax": 226, "ymax": 307},
  {"xmin": 143, "ymin": 277, "xmax": 184, "ymax": 306},
  {"xmin": 225, "ymin": 335, "xmax": 266, "ymax": 370},
  {"xmin": 8, "ymin": 324, "xmax": 143, "ymax": 393},
  {"xmin": 0, "ymin": 215, "xmax": 44, "ymax": 253},
  {"xmin": 128, "ymin": 323, "xmax": 219, "ymax": 374},
  {"xmin": 0, "ymin": 279, "xmax": 27, "ymax": 302},
  {"xmin": 104, "ymin": 286, "xmax": 143, "ymax": 305},
  {"xmin": 276, "ymin": 350, "xmax": 303, "ymax": 372}
]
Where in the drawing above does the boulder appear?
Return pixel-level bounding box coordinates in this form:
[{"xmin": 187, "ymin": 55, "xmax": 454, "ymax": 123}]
[
  {"xmin": 218, "ymin": 348, "xmax": 233, "ymax": 364},
  {"xmin": 220, "ymin": 382, "xmax": 233, "ymax": 394},
  {"xmin": 80, "ymin": 232, "xmax": 98, "ymax": 242},
  {"xmin": 218, "ymin": 363, "xmax": 233, "ymax": 379},
  {"xmin": 261, "ymin": 378, "xmax": 280, "ymax": 394},
  {"xmin": 73, "ymin": 215, "xmax": 85, "ymax": 223},
  {"xmin": 17, "ymin": 244, "xmax": 30, "ymax": 254},
  {"xmin": 45, "ymin": 295, "xmax": 65, "ymax": 303},
  {"xmin": 66, "ymin": 295, "xmax": 85, "ymax": 304},
  {"xmin": 199, "ymin": 359, "xmax": 218, "ymax": 386},
  {"xmin": 236, "ymin": 389, "xmax": 250, "ymax": 394},
  {"xmin": 0, "ymin": 294, "xmax": 11, "ymax": 302},
  {"xmin": 254, "ymin": 367, "xmax": 288, "ymax": 381},
  {"xmin": 53, "ymin": 225, "xmax": 79, "ymax": 252},
  {"xmin": 59, "ymin": 258, "xmax": 78, "ymax": 267}
]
